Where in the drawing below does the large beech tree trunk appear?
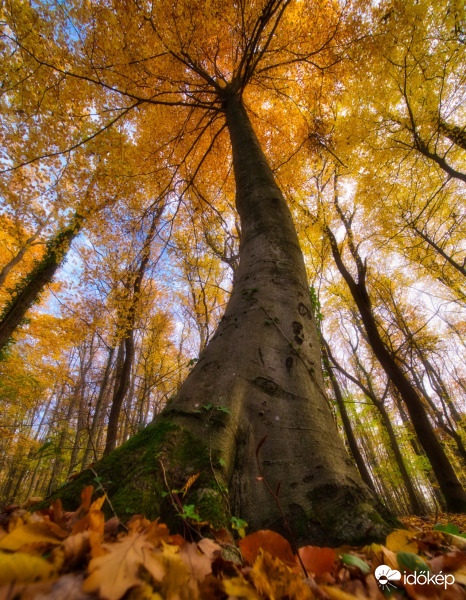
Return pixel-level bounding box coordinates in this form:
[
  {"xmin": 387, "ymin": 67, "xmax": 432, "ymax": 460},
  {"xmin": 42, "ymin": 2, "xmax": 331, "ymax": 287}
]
[{"xmin": 49, "ymin": 94, "xmax": 394, "ymax": 545}]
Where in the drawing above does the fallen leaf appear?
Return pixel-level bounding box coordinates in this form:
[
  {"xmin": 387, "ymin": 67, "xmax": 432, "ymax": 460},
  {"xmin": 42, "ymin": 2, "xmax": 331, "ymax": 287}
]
[
  {"xmin": 298, "ymin": 546, "xmax": 335, "ymax": 576},
  {"xmin": 72, "ymin": 496, "xmax": 105, "ymax": 537},
  {"xmin": 55, "ymin": 531, "xmax": 91, "ymax": 570},
  {"xmin": 83, "ymin": 533, "xmax": 164, "ymax": 600},
  {"xmin": 386, "ymin": 530, "xmax": 418, "ymax": 553},
  {"xmin": 440, "ymin": 532, "xmax": 466, "ymax": 550},
  {"xmin": 179, "ymin": 541, "xmax": 212, "ymax": 582},
  {"xmin": 0, "ymin": 551, "xmax": 54, "ymax": 585},
  {"xmin": 250, "ymin": 551, "xmax": 313, "ymax": 599},
  {"xmin": 381, "ymin": 546, "xmax": 399, "ymax": 570},
  {"xmin": 239, "ymin": 530, "xmax": 295, "ymax": 566},
  {"xmin": 320, "ymin": 585, "xmax": 361, "ymax": 600},
  {"xmin": 0, "ymin": 521, "xmax": 63, "ymax": 551},
  {"xmin": 197, "ymin": 538, "xmax": 222, "ymax": 560},
  {"xmin": 34, "ymin": 574, "xmax": 93, "ymax": 600},
  {"xmin": 223, "ymin": 576, "xmax": 261, "ymax": 599},
  {"xmin": 452, "ymin": 565, "xmax": 466, "ymax": 585}
]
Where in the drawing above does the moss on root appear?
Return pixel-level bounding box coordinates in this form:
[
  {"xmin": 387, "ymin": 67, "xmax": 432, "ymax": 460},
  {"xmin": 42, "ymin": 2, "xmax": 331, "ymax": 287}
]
[
  {"xmin": 299, "ymin": 483, "xmax": 400, "ymax": 546},
  {"xmin": 45, "ymin": 421, "xmax": 231, "ymax": 532}
]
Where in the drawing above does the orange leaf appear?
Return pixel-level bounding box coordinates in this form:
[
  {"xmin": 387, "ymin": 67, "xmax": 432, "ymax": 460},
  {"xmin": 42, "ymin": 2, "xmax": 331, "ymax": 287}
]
[
  {"xmin": 298, "ymin": 545, "xmax": 335, "ymax": 576},
  {"xmin": 238, "ymin": 530, "xmax": 295, "ymax": 566},
  {"xmin": 80, "ymin": 486, "xmax": 94, "ymax": 512}
]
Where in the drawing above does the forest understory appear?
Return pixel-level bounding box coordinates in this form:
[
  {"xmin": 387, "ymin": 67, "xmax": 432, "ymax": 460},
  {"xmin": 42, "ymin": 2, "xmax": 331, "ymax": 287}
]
[{"xmin": 0, "ymin": 486, "xmax": 466, "ymax": 600}]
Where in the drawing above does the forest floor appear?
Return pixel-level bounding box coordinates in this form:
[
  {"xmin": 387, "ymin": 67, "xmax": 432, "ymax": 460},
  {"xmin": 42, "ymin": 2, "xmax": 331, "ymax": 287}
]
[{"xmin": 0, "ymin": 487, "xmax": 465, "ymax": 600}]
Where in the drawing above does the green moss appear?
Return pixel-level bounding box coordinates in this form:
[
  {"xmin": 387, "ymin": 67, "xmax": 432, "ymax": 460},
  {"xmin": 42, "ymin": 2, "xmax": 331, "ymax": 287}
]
[
  {"xmin": 193, "ymin": 488, "xmax": 229, "ymax": 529},
  {"xmin": 302, "ymin": 483, "xmax": 396, "ymax": 546},
  {"xmin": 44, "ymin": 420, "xmax": 232, "ymax": 533}
]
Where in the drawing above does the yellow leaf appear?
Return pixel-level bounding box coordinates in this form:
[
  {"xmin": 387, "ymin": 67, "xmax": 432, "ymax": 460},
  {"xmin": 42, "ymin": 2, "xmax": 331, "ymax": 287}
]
[
  {"xmin": 250, "ymin": 551, "xmax": 312, "ymax": 600},
  {"xmin": 156, "ymin": 544, "xmax": 198, "ymax": 599},
  {"xmin": 453, "ymin": 566, "xmax": 466, "ymax": 585},
  {"xmin": 223, "ymin": 576, "xmax": 261, "ymax": 599},
  {"xmin": 0, "ymin": 551, "xmax": 54, "ymax": 585},
  {"xmin": 0, "ymin": 522, "xmax": 63, "ymax": 551},
  {"xmin": 181, "ymin": 472, "xmax": 200, "ymax": 497},
  {"xmin": 83, "ymin": 533, "xmax": 164, "ymax": 600},
  {"xmin": 385, "ymin": 530, "xmax": 418, "ymax": 553},
  {"xmin": 321, "ymin": 585, "xmax": 362, "ymax": 600}
]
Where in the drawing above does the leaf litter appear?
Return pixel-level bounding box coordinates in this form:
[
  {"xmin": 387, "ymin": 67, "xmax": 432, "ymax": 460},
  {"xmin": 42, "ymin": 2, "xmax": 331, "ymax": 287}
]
[{"xmin": 0, "ymin": 487, "xmax": 465, "ymax": 599}]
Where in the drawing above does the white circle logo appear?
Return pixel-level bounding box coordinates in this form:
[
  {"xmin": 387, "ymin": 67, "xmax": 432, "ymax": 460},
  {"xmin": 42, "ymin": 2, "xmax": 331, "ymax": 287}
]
[{"xmin": 375, "ymin": 565, "xmax": 402, "ymax": 590}]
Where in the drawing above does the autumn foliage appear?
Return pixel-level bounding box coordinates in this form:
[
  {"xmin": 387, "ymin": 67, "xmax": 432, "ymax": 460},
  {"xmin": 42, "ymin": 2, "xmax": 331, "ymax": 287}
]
[{"xmin": 1, "ymin": 487, "xmax": 466, "ymax": 599}]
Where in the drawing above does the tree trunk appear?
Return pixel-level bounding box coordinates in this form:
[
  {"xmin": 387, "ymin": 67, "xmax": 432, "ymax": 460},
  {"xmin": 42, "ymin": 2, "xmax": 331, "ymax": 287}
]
[
  {"xmin": 322, "ymin": 344, "xmax": 375, "ymax": 493},
  {"xmin": 104, "ymin": 209, "xmax": 160, "ymax": 455},
  {"xmin": 0, "ymin": 216, "xmax": 50, "ymax": 289},
  {"xmin": 0, "ymin": 211, "xmax": 87, "ymax": 354},
  {"xmin": 82, "ymin": 345, "xmax": 116, "ymax": 468},
  {"xmin": 48, "ymin": 93, "xmax": 395, "ymax": 546}
]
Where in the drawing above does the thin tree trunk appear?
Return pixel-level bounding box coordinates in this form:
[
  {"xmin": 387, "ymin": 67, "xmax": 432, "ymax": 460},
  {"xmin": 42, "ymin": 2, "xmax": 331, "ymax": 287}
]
[
  {"xmin": 321, "ymin": 343, "xmax": 375, "ymax": 493},
  {"xmin": 82, "ymin": 345, "xmax": 116, "ymax": 468},
  {"xmin": 0, "ymin": 215, "xmax": 51, "ymax": 289},
  {"xmin": 325, "ymin": 217, "xmax": 466, "ymax": 511},
  {"xmin": 104, "ymin": 210, "xmax": 160, "ymax": 454},
  {"xmin": 0, "ymin": 211, "xmax": 88, "ymax": 354}
]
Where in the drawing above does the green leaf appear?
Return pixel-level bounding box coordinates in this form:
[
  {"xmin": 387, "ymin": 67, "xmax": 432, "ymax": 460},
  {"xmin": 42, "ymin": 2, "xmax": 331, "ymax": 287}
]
[
  {"xmin": 216, "ymin": 406, "xmax": 230, "ymax": 414},
  {"xmin": 433, "ymin": 523, "xmax": 459, "ymax": 535},
  {"xmin": 397, "ymin": 552, "xmax": 430, "ymax": 574},
  {"xmin": 179, "ymin": 504, "xmax": 201, "ymax": 522},
  {"xmin": 231, "ymin": 517, "xmax": 248, "ymax": 538},
  {"xmin": 202, "ymin": 403, "xmax": 213, "ymax": 411},
  {"xmin": 341, "ymin": 554, "xmax": 370, "ymax": 574},
  {"xmin": 218, "ymin": 458, "xmax": 226, "ymax": 467}
]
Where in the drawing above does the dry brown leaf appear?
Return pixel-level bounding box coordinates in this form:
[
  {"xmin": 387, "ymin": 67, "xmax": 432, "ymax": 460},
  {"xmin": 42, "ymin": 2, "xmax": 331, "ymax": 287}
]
[
  {"xmin": 83, "ymin": 533, "xmax": 164, "ymax": 600},
  {"xmin": 381, "ymin": 546, "xmax": 399, "ymax": 571},
  {"xmin": 179, "ymin": 542, "xmax": 213, "ymax": 582},
  {"xmin": 0, "ymin": 581, "xmax": 53, "ymax": 600},
  {"xmin": 197, "ymin": 538, "xmax": 222, "ymax": 560},
  {"xmin": 298, "ymin": 545, "xmax": 335, "ymax": 576},
  {"xmin": 72, "ymin": 496, "xmax": 105, "ymax": 537},
  {"xmin": 57, "ymin": 531, "xmax": 91, "ymax": 569}
]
